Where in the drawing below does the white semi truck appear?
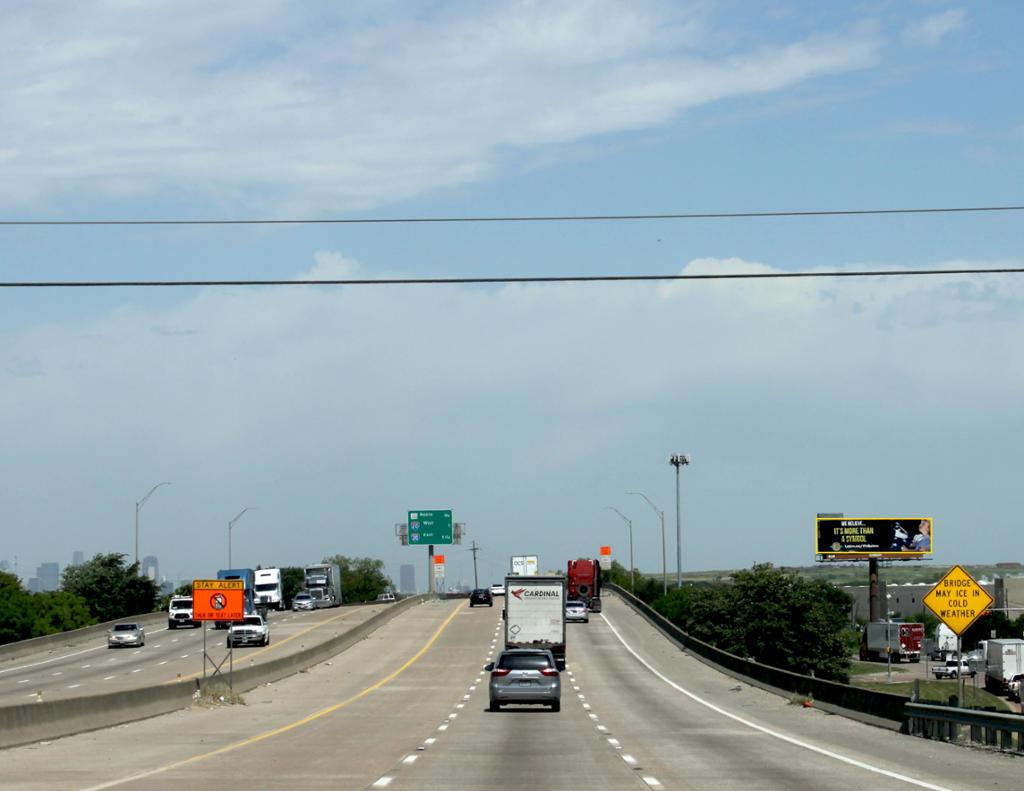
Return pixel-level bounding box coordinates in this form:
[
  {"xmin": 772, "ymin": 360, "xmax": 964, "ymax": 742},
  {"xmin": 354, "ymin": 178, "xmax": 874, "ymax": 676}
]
[
  {"xmin": 254, "ymin": 568, "xmax": 285, "ymax": 610},
  {"xmin": 503, "ymin": 574, "xmax": 566, "ymax": 669}
]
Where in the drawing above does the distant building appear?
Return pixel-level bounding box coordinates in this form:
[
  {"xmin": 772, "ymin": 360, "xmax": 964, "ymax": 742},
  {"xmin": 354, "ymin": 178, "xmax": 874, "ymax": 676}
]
[
  {"xmin": 27, "ymin": 577, "xmax": 42, "ymax": 593},
  {"xmin": 0, "ymin": 559, "xmax": 12, "ymax": 573},
  {"xmin": 141, "ymin": 555, "xmax": 159, "ymax": 582},
  {"xmin": 36, "ymin": 562, "xmax": 60, "ymax": 591},
  {"xmin": 400, "ymin": 564, "xmax": 416, "ymax": 594},
  {"xmin": 72, "ymin": 551, "xmax": 85, "ymax": 566}
]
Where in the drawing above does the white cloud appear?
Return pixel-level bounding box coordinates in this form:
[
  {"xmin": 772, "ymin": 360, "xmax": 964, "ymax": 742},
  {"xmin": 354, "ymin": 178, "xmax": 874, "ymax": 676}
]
[
  {"xmin": 2, "ymin": 253, "xmax": 1022, "ymax": 576},
  {"xmin": 0, "ymin": 2, "xmax": 879, "ymax": 214},
  {"xmin": 903, "ymin": 8, "xmax": 967, "ymax": 47}
]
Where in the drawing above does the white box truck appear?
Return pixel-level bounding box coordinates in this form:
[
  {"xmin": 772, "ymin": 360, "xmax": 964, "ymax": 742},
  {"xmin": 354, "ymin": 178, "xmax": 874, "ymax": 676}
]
[
  {"xmin": 504, "ymin": 574, "xmax": 566, "ymax": 669},
  {"xmin": 984, "ymin": 638, "xmax": 1024, "ymax": 698},
  {"xmin": 254, "ymin": 568, "xmax": 285, "ymax": 610}
]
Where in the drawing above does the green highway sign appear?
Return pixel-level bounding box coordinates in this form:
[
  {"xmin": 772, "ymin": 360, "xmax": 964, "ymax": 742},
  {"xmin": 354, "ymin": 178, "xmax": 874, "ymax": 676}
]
[{"xmin": 408, "ymin": 510, "xmax": 453, "ymax": 545}]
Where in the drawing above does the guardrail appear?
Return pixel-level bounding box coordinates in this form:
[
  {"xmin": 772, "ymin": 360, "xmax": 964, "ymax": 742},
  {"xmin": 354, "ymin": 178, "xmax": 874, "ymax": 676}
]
[
  {"xmin": 905, "ymin": 703, "xmax": 1024, "ymax": 752},
  {"xmin": 605, "ymin": 584, "xmax": 908, "ymax": 726},
  {"xmin": 0, "ymin": 595, "xmax": 428, "ymax": 749}
]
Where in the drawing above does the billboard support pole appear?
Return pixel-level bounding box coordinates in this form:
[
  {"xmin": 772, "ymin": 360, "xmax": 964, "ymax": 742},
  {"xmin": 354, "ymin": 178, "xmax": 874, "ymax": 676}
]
[{"xmin": 869, "ymin": 558, "xmax": 881, "ymax": 622}]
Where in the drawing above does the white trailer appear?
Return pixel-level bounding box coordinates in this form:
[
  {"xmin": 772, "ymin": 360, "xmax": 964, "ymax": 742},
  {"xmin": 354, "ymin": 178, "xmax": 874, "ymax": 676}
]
[
  {"xmin": 984, "ymin": 638, "xmax": 1024, "ymax": 698},
  {"xmin": 503, "ymin": 574, "xmax": 566, "ymax": 669}
]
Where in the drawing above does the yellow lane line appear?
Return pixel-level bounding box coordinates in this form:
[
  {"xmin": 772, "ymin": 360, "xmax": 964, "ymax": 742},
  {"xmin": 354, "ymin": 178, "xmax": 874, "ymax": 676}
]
[
  {"xmin": 82, "ymin": 602, "xmax": 461, "ymax": 791},
  {"xmin": 165, "ymin": 607, "xmax": 361, "ymax": 684}
]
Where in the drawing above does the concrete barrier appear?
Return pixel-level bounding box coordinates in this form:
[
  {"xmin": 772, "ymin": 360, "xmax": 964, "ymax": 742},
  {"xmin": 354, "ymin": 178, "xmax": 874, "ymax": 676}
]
[{"xmin": 0, "ymin": 595, "xmax": 428, "ymax": 749}]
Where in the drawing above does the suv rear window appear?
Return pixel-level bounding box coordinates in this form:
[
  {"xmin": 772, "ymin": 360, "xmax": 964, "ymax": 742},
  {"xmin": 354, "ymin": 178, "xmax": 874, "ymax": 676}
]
[{"xmin": 499, "ymin": 653, "xmax": 552, "ymax": 670}]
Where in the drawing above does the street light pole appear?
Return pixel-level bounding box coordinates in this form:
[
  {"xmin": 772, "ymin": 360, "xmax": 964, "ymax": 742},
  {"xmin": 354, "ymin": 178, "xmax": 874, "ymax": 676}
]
[
  {"xmin": 669, "ymin": 453, "xmax": 690, "ymax": 588},
  {"xmin": 604, "ymin": 506, "xmax": 634, "ymax": 593},
  {"xmin": 228, "ymin": 507, "xmax": 256, "ymax": 568},
  {"xmin": 134, "ymin": 481, "xmax": 172, "ymax": 568},
  {"xmin": 627, "ymin": 491, "xmax": 666, "ymax": 595}
]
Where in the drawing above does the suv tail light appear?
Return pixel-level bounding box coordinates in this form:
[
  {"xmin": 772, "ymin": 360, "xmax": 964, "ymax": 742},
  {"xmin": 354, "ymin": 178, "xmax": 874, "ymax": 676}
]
[
  {"xmin": 540, "ymin": 668, "xmax": 559, "ymax": 677},
  {"xmin": 491, "ymin": 668, "xmax": 511, "ymax": 677}
]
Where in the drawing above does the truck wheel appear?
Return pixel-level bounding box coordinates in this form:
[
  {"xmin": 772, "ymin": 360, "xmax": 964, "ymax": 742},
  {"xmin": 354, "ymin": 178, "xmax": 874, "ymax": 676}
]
[
  {"xmin": 488, "ymin": 700, "xmax": 501, "ymax": 712},
  {"xmin": 550, "ymin": 701, "xmax": 560, "ymax": 712}
]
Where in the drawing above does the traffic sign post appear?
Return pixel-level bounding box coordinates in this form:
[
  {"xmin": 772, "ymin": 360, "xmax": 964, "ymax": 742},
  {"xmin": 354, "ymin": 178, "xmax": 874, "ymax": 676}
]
[
  {"xmin": 193, "ymin": 579, "xmax": 245, "ymax": 690},
  {"xmin": 924, "ymin": 565, "xmax": 993, "ymax": 707}
]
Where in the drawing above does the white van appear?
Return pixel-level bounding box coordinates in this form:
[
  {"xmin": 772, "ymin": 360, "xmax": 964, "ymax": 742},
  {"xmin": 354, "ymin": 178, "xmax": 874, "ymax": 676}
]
[
  {"xmin": 168, "ymin": 596, "xmax": 197, "ymax": 629},
  {"xmin": 254, "ymin": 568, "xmax": 285, "ymax": 610}
]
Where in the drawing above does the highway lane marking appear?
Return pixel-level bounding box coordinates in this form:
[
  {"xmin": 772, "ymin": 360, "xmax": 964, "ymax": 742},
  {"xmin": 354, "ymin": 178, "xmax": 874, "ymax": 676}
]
[
  {"xmin": 17, "ymin": 679, "xmax": 30, "ymax": 684},
  {"xmin": 79, "ymin": 603, "xmax": 462, "ymax": 791},
  {"xmin": 0, "ymin": 626, "xmax": 177, "ymax": 677},
  {"xmin": 68, "ymin": 684, "xmax": 81, "ymax": 689},
  {"xmin": 372, "ymin": 777, "xmax": 393, "ymax": 787},
  {"xmin": 642, "ymin": 776, "xmax": 663, "ymax": 789},
  {"xmin": 402, "ymin": 755, "xmax": 417, "ymax": 765},
  {"xmin": 622, "ymin": 754, "xmax": 637, "ymax": 765},
  {"xmin": 102, "ymin": 676, "xmax": 115, "ymax": 680},
  {"xmin": 600, "ymin": 612, "xmax": 954, "ymax": 791}
]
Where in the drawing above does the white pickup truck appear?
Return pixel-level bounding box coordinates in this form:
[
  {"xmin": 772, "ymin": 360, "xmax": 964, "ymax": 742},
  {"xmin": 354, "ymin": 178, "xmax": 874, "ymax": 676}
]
[
  {"xmin": 932, "ymin": 658, "xmax": 974, "ymax": 679},
  {"xmin": 227, "ymin": 615, "xmax": 270, "ymax": 648}
]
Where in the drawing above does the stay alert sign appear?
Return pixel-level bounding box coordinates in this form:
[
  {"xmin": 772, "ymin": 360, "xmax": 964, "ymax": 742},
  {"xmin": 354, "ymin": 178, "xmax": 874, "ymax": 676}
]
[{"xmin": 923, "ymin": 565, "xmax": 993, "ymax": 636}]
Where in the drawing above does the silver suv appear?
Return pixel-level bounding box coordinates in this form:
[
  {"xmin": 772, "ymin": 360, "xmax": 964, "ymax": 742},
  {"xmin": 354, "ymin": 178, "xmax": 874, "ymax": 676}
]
[{"xmin": 486, "ymin": 648, "xmax": 561, "ymax": 712}]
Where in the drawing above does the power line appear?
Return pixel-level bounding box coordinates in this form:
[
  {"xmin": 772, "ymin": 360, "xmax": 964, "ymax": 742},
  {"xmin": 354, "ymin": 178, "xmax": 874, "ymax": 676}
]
[
  {"xmin": 2, "ymin": 266, "xmax": 1023, "ymax": 288},
  {"xmin": 1, "ymin": 204, "xmax": 1023, "ymax": 227}
]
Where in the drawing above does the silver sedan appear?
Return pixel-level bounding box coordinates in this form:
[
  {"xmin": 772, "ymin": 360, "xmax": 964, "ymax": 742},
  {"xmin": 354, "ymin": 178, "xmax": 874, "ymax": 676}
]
[{"xmin": 107, "ymin": 623, "xmax": 145, "ymax": 648}]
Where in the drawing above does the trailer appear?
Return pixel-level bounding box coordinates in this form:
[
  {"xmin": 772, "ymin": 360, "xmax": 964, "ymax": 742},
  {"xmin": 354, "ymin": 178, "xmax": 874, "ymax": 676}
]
[{"xmin": 504, "ymin": 575, "xmax": 566, "ymax": 669}]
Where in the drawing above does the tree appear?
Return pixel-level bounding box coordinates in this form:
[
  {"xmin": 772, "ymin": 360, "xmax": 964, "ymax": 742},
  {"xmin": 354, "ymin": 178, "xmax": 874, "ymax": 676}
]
[
  {"xmin": 652, "ymin": 564, "xmax": 853, "ymax": 682},
  {"xmin": 61, "ymin": 553, "xmax": 160, "ymax": 622},
  {"xmin": 156, "ymin": 582, "xmax": 193, "ymax": 613},
  {"xmin": 0, "ymin": 572, "xmax": 33, "ymax": 644},
  {"xmin": 0, "ymin": 572, "xmax": 95, "ymax": 644},
  {"xmin": 280, "ymin": 566, "xmax": 305, "ymax": 607},
  {"xmin": 322, "ymin": 555, "xmax": 392, "ymax": 603}
]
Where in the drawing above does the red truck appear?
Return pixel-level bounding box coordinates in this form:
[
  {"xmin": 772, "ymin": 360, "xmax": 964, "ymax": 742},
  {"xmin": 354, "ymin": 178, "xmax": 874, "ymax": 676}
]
[
  {"xmin": 859, "ymin": 621, "xmax": 924, "ymax": 662},
  {"xmin": 567, "ymin": 558, "xmax": 602, "ymax": 613}
]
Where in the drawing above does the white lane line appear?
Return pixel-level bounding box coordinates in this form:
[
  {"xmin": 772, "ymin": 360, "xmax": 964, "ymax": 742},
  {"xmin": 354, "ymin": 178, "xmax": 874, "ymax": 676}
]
[
  {"xmin": 448, "ymin": 712, "xmax": 458, "ymax": 719},
  {"xmin": 103, "ymin": 676, "xmax": 115, "ymax": 680},
  {"xmin": 622, "ymin": 754, "xmax": 638, "ymax": 765},
  {"xmin": 17, "ymin": 679, "xmax": 30, "ymax": 684},
  {"xmin": 582, "ymin": 703, "xmax": 591, "ymax": 710},
  {"xmin": 607, "ymin": 737, "xmax": 621, "ymax": 748},
  {"xmin": 600, "ymin": 612, "xmax": 954, "ymax": 791},
  {"xmin": 402, "ymin": 755, "xmax": 417, "ymax": 765},
  {"xmin": 51, "ymin": 671, "xmax": 63, "ymax": 676},
  {"xmin": 642, "ymin": 776, "xmax": 663, "ymax": 789},
  {"xmin": 179, "ymin": 655, "xmax": 189, "ymax": 659},
  {"xmin": 68, "ymin": 684, "xmax": 81, "ymax": 689},
  {"xmin": 588, "ymin": 713, "xmax": 599, "ymax": 721},
  {"xmin": 424, "ymin": 737, "xmax": 436, "ymax": 746},
  {"xmin": 81, "ymin": 665, "xmax": 91, "ymax": 669},
  {"xmin": 372, "ymin": 778, "xmax": 393, "ymax": 787},
  {"xmin": 469, "ymin": 685, "xmax": 476, "ymax": 691},
  {"xmin": 577, "ymin": 693, "xmax": 585, "ymax": 699},
  {"xmin": 132, "ymin": 668, "xmax": 143, "ymax": 673},
  {"xmin": 0, "ymin": 642, "xmax": 107, "ymax": 675},
  {"xmin": 597, "ymin": 725, "xmax": 608, "ymax": 732},
  {"xmin": 463, "ymin": 694, "xmax": 471, "ymax": 700},
  {"xmin": 158, "ymin": 661, "xmax": 168, "ymax": 665},
  {"xmin": 456, "ymin": 703, "xmax": 465, "ymax": 709},
  {"xmin": 437, "ymin": 724, "xmax": 448, "ymax": 731}
]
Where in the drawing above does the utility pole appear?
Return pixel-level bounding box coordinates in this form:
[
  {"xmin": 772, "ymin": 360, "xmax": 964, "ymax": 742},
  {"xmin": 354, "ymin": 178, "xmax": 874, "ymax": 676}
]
[
  {"xmin": 468, "ymin": 540, "xmax": 480, "ymax": 588},
  {"xmin": 669, "ymin": 454, "xmax": 690, "ymax": 588}
]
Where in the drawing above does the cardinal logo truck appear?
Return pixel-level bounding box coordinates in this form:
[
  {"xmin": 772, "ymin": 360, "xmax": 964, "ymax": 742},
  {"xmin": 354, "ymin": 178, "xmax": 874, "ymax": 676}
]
[{"xmin": 510, "ymin": 588, "xmax": 560, "ymax": 600}]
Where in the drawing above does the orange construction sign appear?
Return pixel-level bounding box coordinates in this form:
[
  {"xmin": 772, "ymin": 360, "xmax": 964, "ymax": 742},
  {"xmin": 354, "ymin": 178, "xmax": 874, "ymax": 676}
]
[
  {"xmin": 192, "ymin": 579, "xmax": 245, "ymax": 622},
  {"xmin": 433, "ymin": 554, "xmax": 445, "ymax": 564},
  {"xmin": 599, "ymin": 546, "xmax": 611, "ymax": 556}
]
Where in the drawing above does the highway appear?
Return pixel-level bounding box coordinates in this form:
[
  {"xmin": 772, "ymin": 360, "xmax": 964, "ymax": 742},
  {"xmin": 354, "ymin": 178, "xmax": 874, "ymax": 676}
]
[
  {"xmin": 2, "ymin": 595, "xmax": 1021, "ymax": 790},
  {"xmin": 0, "ymin": 604, "xmax": 391, "ymax": 705}
]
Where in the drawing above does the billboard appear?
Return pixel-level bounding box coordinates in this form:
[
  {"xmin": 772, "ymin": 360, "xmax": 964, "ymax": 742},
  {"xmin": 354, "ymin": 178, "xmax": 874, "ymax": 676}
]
[
  {"xmin": 510, "ymin": 555, "xmax": 539, "ymax": 576},
  {"xmin": 815, "ymin": 517, "xmax": 933, "ymax": 560}
]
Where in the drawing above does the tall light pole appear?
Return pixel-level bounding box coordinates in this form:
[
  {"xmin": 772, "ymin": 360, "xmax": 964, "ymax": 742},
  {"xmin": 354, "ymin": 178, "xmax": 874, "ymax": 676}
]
[
  {"xmin": 670, "ymin": 453, "xmax": 690, "ymax": 588},
  {"xmin": 627, "ymin": 491, "xmax": 666, "ymax": 595},
  {"xmin": 228, "ymin": 507, "xmax": 256, "ymax": 568},
  {"xmin": 135, "ymin": 482, "xmax": 172, "ymax": 568},
  {"xmin": 604, "ymin": 506, "xmax": 634, "ymax": 593}
]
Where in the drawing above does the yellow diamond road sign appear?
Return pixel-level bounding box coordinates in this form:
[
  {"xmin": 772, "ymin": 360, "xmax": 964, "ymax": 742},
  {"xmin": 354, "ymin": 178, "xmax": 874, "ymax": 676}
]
[{"xmin": 923, "ymin": 565, "xmax": 993, "ymax": 636}]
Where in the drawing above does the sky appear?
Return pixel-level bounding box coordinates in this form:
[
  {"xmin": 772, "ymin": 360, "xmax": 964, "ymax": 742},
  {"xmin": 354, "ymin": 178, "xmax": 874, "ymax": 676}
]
[{"xmin": 2, "ymin": 1, "xmax": 1022, "ymax": 591}]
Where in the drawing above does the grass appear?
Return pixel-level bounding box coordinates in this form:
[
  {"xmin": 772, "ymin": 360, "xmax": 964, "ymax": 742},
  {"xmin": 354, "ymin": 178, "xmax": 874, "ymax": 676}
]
[
  {"xmin": 847, "ymin": 660, "xmax": 910, "ymax": 677},
  {"xmin": 851, "ymin": 677, "xmax": 1013, "ymax": 712}
]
